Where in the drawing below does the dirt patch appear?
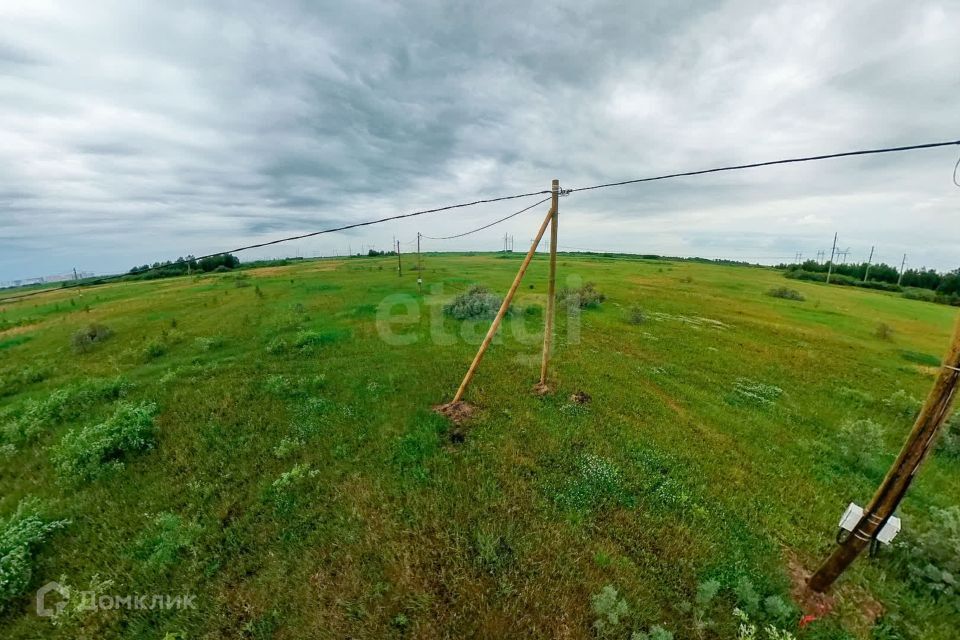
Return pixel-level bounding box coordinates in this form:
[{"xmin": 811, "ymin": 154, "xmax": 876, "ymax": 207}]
[
  {"xmin": 433, "ymin": 401, "xmax": 476, "ymax": 425},
  {"xmin": 785, "ymin": 552, "xmax": 835, "ymax": 619},
  {"xmin": 569, "ymin": 390, "xmax": 591, "ymax": 404},
  {"xmin": 532, "ymin": 382, "xmax": 551, "ymax": 396},
  {"xmin": 784, "ymin": 548, "xmax": 885, "ymax": 633}
]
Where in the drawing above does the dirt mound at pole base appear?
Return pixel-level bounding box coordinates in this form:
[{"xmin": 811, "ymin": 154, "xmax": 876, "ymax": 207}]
[{"xmin": 433, "ymin": 401, "xmax": 476, "ymax": 425}]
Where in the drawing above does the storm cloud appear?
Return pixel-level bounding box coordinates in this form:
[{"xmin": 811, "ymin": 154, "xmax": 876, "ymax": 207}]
[{"xmin": 1, "ymin": 0, "xmax": 958, "ymax": 281}]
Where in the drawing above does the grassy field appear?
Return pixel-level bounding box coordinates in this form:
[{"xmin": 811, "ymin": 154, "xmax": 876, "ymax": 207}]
[{"xmin": 1, "ymin": 253, "xmax": 958, "ymax": 639}]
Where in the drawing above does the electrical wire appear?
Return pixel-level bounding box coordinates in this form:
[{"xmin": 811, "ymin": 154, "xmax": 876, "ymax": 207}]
[
  {"xmin": 0, "ymin": 189, "xmax": 550, "ymax": 303},
  {"xmin": 568, "ymin": 139, "xmax": 960, "ymax": 193},
  {"xmin": 421, "ymin": 196, "xmax": 551, "ymax": 240},
  {"xmin": 953, "ymin": 149, "xmax": 960, "ymax": 188},
  {"xmin": 4, "ymin": 137, "xmax": 958, "ymax": 304}
]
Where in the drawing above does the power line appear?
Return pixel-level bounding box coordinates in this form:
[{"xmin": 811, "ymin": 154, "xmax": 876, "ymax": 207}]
[
  {"xmin": 1, "ymin": 188, "xmax": 550, "ymax": 303},
  {"xmin": 421, "ymin": 196, "xmax": 551, "ymax": 240},
  {"xmin": 4, "ymin": 137, "xmax": 957, "ymax": 304},
  {"xmin": 568, "ymin": 139, "xmax": 960, "ymax": 194}
]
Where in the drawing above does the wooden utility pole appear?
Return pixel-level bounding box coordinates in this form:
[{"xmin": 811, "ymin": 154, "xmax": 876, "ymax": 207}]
[
  {"xmin": 825, "ymin": 233, "xmax": 838, "ymax": 284},
  {"xmin": 809, "ymin": 312, "xmax": 960, "ymax": 592},
  {"xmin": 539, "ymin": 180, "xmax": 560, "ymax": 388},
  {"xmin": 863, "ymin": 246, "xmax": 874, "ymax": 282},
  {"xmin": 417, "ymin": 233, "xmax": 422, "ymax": 294},
  {"xmin": 897, "ymin": 254, "xmax": 907, "ymax": 286},
  {"xmin": 449, "ymin": 185, "xmax": 558, "ymax": 404},
  {"xmin": 397, "ymin": 240, "xmax": 402, "ymax": 277}
]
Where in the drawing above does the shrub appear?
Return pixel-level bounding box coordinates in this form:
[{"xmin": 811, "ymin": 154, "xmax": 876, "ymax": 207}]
[
  {"xmin": 559, "ymin": 282, "xmax": 606, "ymax": 308},
  {"xmin": 766, "ymin": 287, "xmax": 804, "ymax": 301},
  {"xmin": 894, "ymin": 506, "xmax": 960, "ymax": 609},
  {"xmin": 52, "ymin": 401, "xmax": 159, "ymax": 483},
  {"xmin": 2, "ymin": 377, "xmax": 133, "ymax": 445},
  {"xmin": 591, "ymin": 584, "xmax": 629, "ymax": 635},
  {"xmin": 936, "ymin": 414, "xmax": 960, "ymax": 459},
  {"xmin": 133, "ymin": 513, "xmax": 201, "ymax": 572},
  {"xmin": 626, "ymin": 305, "xmax": 645, "ymax": 325},
  {"xmin": 0, "ymin": 498, "xmax": 69, "ymax": 611},
  {"xmin": 839, "ymin": 419, "xmax": 886, "ymax": 465},
  {"xmin": 293, "ymin": 330, "xmax": 344, "ymax": 350},
  {"xmin": 142, "ymin": 337, "xmax": 167, "ymax": 360},
  {"xmin": 875, "ymin": 323, "xmax": 894, "ymax": 340},
  {"xmin": 71, "ymin": 323, "xmax": 113, "ymax": 353},
  {"xmin": 882, "ymin": 390, "xmax": 922, "ymax": 420},
  {"xmin": 443, "ymin": 285, "xmax": 505, "ymax": 320}
]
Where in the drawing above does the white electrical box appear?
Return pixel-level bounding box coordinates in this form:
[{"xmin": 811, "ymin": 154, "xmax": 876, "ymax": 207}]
[{"xmin": 837, "ymin": 502, "xmax": 901, "ymax": 544}]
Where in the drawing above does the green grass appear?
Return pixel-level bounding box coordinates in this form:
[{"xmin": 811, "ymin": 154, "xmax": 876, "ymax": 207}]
[{"xmin": 0, "ymin": 254, "xmax": 957, "ymax": 638}]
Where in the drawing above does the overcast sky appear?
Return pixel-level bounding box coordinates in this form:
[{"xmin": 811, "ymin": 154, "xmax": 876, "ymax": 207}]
[{"xmin": 1, "ymin": 0, "xmax": 958, "ymax": 282}]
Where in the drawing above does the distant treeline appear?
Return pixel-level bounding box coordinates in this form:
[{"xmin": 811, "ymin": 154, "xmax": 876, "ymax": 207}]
[
  {"xmin": 777, "ymin": 260, "xmax": 960, "ymax": 295},
  {"xmin": 127, "ymin": 254, "xmax": 240, "ymax": 279},
  {"xmin": 778, "ymin": 261, "xmax": 960, "ymax": 306}
]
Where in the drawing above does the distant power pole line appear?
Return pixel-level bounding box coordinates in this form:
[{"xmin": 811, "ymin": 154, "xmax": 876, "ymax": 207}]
[
  {"xmin": 898, "ymin": 253, "xmax": 907, "ymax": 286},
  {"xmin": 826, "ymin": 233, "xmax": 838, "ymax": 284},
  {"xmin": 864, "ymin": 246, "xmax": 874, "ymax": 282},
  {"xmin": 397, "ymin": 240, "xmax": 402, "ymax": 277}
]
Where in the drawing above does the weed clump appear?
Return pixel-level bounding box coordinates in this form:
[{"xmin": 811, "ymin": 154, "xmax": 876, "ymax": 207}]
[
  {"xmin": 727, "ymin": 379, "xmax": 783, "ymax": 408},
  {"xmin": 555, "ymin": 454, "xmax": 626, "ymax": 511},
  {"xmin": 766, "ymin": 286, "xmax": 804, "ymax": 301},
  {"xmin": 443, "ymin": 285, "xmax": 505, "ymax": 320},
  {"xmin": 133, "ymin": 513, "xmax": 202, "ymax": 572},
  {"xmin": 936, "ymin": 414, "xmax": 960, "ymax": 459},
  {"xmin": 71, "ymin": 323, "xmax": 113, "ymax": 353},
  {"xmin": 52, "ymin": 401, "xmax": 159, "ymax": 483},
  {"xmin": 559, "ymin": 282, "xmax": 606, "ymax": 308},
  {"xmin": 0, "ymin": 498, "xmax": 69, "ymax": 611},
  {"xmin": 626, "ymin": 305, "xmax": 645, "ymax": 325},
  {"xmin": 264, "ymin": 464, "xmax": 317, "ymax": 516},
  {"xmin": 875, "ymin": 322, "xmax": 894, "ymax": 340}
]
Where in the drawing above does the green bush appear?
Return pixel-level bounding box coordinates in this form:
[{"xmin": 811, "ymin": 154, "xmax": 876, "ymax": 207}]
[
  {"xmin": 839, "ymin": 419, "xmax": 886, "ymax": 466},
  {"xmin": 443, "ymin": 285, "xmax": 505, "ymax": 320},
  {"xmin": 766, "ymin": 287, "xmax": 804, "ymax": 301},
  {"xmin": 2, "ymin": 377, "xmax": 133, "ymax": 445},
  {"xmin": 52, "ymin": 401, "xmax": 159, "ymax": 483},
  {"xmin": 882, "ymin": 390, "xmax": 922, "ymax": 420},
  {"xmin": 70, "ymin": 323, "xmax": 113, "ymax": 353},
  {"xmin": 894, "ymin": 506, "xmax": 960, "ymax": 609},
  {"xmin": 626, "ymin": 305, "xmax": 645, "ymax": 325},
  {"xmin": 559, "ymin": 282, "xmax": 606, "ymax": 308},
  {"xmin": 0, "ymin": 498, "xmax": 69, "ymax": 611},
  {"xmin": 936, "ymin": 414, "xmax": 960, "ymax": 459}
]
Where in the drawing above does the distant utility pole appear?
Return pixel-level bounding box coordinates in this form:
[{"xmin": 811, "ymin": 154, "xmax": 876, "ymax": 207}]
[
  {"xmin": 73, "ymin": 268, "xmax": 78, "ymax": 281},
  {"xmin": 397, "ymin": 240, "xmax": 402, "ymax": 277},
  {"xmin": 898, "ymin": 253, "xmax": 907, "ymax": 286},
  {"xmin": 825, "ymin": 233, "xmax": 838, "ymax": 284},
  {"xmin": 864, "ymin": 246, "xmax": 875, "ymax": 282},
  {"xmin": 816, "ymin": 250, "xmax": 825, "ymax": 264},
  {"xmin": 809, "ymin": 313, "xmax": 960, "ymax": 592},
  {"xmin": 417, "ymin": 233, "xmax": 422, "ymax": 293}
]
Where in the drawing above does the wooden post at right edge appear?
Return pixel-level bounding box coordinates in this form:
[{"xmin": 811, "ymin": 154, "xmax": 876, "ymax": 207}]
[
  {"xmin": 808, "ymin": 311, "xmax": 960, "ymax": 592},
  {"xmin": 539, "ymin": 179, "xmax": 560, "ymax": 387},
  {"xmin": 450, "ymin": 195, "xmax": 558, "ymax": 404}
]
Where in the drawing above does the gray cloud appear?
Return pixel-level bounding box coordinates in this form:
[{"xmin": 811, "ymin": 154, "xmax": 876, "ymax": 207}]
[{"xmin": 0, "ymin": 0, "xmax": 958, "ymax": 282}]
